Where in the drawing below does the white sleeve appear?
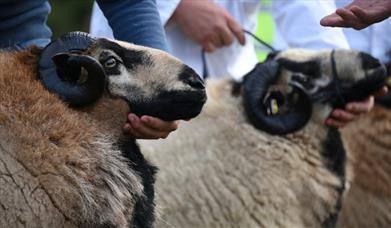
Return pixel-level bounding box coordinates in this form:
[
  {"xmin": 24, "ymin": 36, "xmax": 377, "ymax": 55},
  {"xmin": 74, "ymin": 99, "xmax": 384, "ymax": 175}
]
[
  {"xmin": 89, "ymin": 2, "xmax": 114, "ymax": 38},
  {"xmin": 272, "ymin": 0, "xmax": 350, "ymax": 49},
  {"xmin": 90, "ymin": 0, "xmax": 180, "ymax": 37},
  {"xmin": 156, "ymin": 0, "xmax": 181, "ymax": 25}
]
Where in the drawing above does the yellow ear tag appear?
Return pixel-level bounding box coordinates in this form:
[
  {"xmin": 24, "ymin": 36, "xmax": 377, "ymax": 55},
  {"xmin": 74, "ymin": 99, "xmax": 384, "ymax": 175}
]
[
  {"xmin": 387, "ymin": 76, "xmax": 391, "ymax": 87},
  {"xmin": 267, "ymin": 98, "xmax": 279, "ymax": 115}
]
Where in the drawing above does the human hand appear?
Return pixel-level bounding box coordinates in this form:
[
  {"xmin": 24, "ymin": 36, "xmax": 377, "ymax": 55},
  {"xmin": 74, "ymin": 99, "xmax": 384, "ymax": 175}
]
[
  {"xmin": 123, "ymin": 113, "xmax": 179, "ymax": 139},
  {"xmin": 325, "ymin": 86, "xmax": 388, "ymax": 128},
  {"xmin": 171, "ymin": 0, "xmax": 245, "ymax": 52},
  {"xmin": 320, "ymin": 0, "xmax": 391, "ymax": 30}
]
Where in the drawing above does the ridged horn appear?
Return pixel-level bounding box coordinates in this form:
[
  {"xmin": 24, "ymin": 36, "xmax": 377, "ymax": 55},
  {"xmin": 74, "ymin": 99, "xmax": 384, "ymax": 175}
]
[
  {"xmin": 39, "ymin": 31, "xmax": 105, "ymax": 107},
  {"xmin": 243, "ymin": 61, "xmax": 312, "ymax": 135}
]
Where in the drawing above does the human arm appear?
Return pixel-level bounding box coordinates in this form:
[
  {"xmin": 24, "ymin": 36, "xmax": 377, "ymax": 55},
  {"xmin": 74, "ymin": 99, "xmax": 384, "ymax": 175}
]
[
  {"xmin": 320, "ymin": 0, "xmax": 391, "ymax": 30},
  {"xmin": 96, "ymin": 0, "xmax": 167, "ymax": 51},
  {"xmin": 168, "ymin": 0, "xmax": 245, "ymax": 52}
]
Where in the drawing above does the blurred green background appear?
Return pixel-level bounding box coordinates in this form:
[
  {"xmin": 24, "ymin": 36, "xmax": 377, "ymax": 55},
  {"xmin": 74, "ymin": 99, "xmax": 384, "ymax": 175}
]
[{"xmin": 48, "ymin": 0, "xmax": 94, "ymax": 39}]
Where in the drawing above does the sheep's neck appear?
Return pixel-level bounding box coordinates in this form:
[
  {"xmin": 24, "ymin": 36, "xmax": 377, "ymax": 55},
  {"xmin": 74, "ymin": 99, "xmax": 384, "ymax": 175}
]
[{"xmin": 81, "ymin": 95, "xmax": 130, "ymax": 139}]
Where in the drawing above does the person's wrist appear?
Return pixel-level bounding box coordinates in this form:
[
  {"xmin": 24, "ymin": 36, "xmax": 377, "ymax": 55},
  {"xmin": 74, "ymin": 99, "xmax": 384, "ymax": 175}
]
[{"xmin": 171, "ymin": 0, "xmax": 209, "ymax": 23}]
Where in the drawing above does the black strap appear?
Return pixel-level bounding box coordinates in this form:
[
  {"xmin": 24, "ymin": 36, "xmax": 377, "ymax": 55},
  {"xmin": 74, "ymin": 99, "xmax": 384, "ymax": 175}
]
[
  {"xmin": 330, "ymin": 49, "xmax": 346, "ymax": 106},
  {"xmin": 310, "ymin": 50, "xmax": 347, "ymax": 107},
  {"xmin": 202, "ymin": 29, "xmax": 276, "ymax": 79},
  {"xmin": 201, "ymin": 48, "xmax": 209, "ymax": 79},
  {"xmin": 243, "ymin": 29, "xmax": 276, "ymax": 53}
]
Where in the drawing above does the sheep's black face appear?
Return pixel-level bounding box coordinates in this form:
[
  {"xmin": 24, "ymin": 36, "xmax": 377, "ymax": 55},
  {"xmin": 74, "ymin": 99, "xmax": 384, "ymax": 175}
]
[
  {"xmin": 274, "ymin": 49, "xmax": 386, "ymax": 108},
  {"xmin": 91, "ymin": 39, "xmax": 207, "ymax": 121},
  {"xmin": 242, "ymin": 49, "xmax": 387, "ymax": 135}
]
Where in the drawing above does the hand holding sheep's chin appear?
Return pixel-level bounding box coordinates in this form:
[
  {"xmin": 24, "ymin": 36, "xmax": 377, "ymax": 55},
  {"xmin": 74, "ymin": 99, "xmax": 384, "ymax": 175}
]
[
  {"xmin": 123, "ymin": 113, "xmax": 178, "ymax": 139},
  {"xmin": 325, "ymin": 86, "xmax": 388, "ymax": 128}
]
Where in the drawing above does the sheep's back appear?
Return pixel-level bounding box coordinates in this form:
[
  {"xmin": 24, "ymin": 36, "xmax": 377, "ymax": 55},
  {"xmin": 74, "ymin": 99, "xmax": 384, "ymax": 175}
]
[{"xmin": 339, "ymin": 105, "xmax": 391, "ymax": 227}]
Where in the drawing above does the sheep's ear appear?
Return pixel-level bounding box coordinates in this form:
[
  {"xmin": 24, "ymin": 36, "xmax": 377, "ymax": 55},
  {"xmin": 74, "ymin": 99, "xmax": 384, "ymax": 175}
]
[
  {"xmin": 39, "ymin": 32, "xmax": 106, "ymax": 107},
  {"xmin": 242, "ymin": 60, "xmax": 312, "ymax": 135}
]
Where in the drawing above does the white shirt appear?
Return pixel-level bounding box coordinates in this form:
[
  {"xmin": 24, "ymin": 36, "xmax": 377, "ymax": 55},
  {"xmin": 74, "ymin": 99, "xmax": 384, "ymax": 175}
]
[
  {"xmin": 273, "ymin": 0, "xmax": 391, "ymax": 64},
  {"xmin": 335, "ymin": 0, "xmax": 391, "ymax": 63},
  {"xmin": 272, "ymin": 0, "xmax": 349, "ymax": 50},
  {"xmin": 90, "ymin": 0, "xmax": 349, "ymax": 80}
]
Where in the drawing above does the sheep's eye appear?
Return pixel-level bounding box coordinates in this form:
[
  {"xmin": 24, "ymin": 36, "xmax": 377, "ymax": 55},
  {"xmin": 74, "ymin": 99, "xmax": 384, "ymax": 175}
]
[{"xmin": 104, "ymin": 57, "xmax": 117, "ymax": 68}]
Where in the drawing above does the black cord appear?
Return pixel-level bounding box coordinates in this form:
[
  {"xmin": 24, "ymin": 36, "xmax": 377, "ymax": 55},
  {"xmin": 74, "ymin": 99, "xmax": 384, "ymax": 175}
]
[
  {"xmin": 201, "ymin": 48, "xmax": 209, "ymax": 79},
  {"xmin": 330, "ymin": 49, "xmax": 346, "ymax": 106},
  {"xmin": 243, "ymin": 29, "xmax": 276, "ymax": 52},
  {"xmin": 202, "ymin": 29, "xmax": 276, "ymax": 79}
]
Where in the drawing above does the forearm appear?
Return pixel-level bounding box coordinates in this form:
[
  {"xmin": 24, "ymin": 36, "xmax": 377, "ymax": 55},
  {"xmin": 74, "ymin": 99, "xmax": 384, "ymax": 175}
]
[{"xmin": 96, "ymin": 0, "xmax": 168, "ymax": 51}]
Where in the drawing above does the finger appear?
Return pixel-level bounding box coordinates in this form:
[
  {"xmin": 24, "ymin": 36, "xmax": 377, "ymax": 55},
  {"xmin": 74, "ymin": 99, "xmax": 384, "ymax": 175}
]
[
  {"xmin": 124, "ymin": 125, "xmax": 145, "ymax": 139},
  {"xmin": 122, "ymin": 122, "xmax": 133, "ymax": 135},
  {"xmin": 335, "ymin": 8, "xmax": 367, "ymax": 29},
  {"xmin": 350, "ymin": 5, "xmax": 385, "ymax": 26},
  {"xmin": 124, "ymin": 125, "xmax": 160, "ymax": 139},
  {"xmin": 226, "ymin": 16, "xmax": 245, "ymax": 45},
  {"xmin": 350, "ymin": 6, "xmax": 371, "ymax": 22},
  {"xmin": 329, "ymin": 109, "xmax": 359, "ymax": 122},
  {"xmin": 345, "ymin": 96, "xmax": 375, "ymax": 114},
  {"xmin": 204, "ymin": 29, "xmax": 224, "ymax": 48},
  {"xmin": 203, "ymin": 41, "xmax": 216, "ymax": 53},
  {"xmin": 127, "ymin": 113, "xmax": 142, "ymax": 128},
  {"xmin": 140, "ymin": 116, "xmax": 179, "ymax": 132},
  {"xmin": 373, "ymin": 86, "xmax": 388, "ymax": 97},
  {"xmin": 126, "ymin": 115, "xmax": 171, "ymax": 139},
  {"xmin": 123, "ymin": 122, "xmax": 146, "ymax": 139},
  {"xmin": 131, "ymin": 123, "xmax": 171, "ymax": 139},
  {"xmin": 336, "ymin": 8, "xmax": 358, "ymax": 21},
  {"xmin": 325, "ymin": 118, "xmax": 348, "ymax": 128},
  {"xmin": 219, "ymin": 26, "xmax": 234, "ymax": 46},
  {"xmin": 320, "ymin": 13, "xmax": 345, "ymax": 27},
  {"xmin": 211, "ymin": 35, "xmax": 224, "ymax": 48}
]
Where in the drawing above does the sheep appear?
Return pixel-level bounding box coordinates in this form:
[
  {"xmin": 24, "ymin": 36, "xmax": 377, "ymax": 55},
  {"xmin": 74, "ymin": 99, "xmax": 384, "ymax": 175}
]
[
  {"xmin": 139, "ymin": 49, "xmax": 387, "ymax": 228},
  {"xmin": 0, "ymin": 32, "xmax": 206, "ymax": 228},
  {"xmin": 337, "ymin": 104, "xmax": 391, "ymax": 227}
]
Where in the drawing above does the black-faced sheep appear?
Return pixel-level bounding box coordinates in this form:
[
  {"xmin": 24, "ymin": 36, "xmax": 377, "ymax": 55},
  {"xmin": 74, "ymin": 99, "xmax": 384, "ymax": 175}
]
[
  {"xmin": 335, "ymin": 63, "xmax": 391, "ymax": 228},
  {"xmin": 0, "ymin": 32, "xmax": 206, "ymax": 227},
  {"xmin": 338, "ymin": 104, "xmax": 391, "ymax": 227},
  {"xmin": 139, "ymin": 49, "xmax": 386, "ymax": 228}
]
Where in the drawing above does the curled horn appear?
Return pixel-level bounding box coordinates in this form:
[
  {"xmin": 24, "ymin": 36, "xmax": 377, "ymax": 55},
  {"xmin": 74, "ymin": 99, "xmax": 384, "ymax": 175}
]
[
  {"xmin": 243, "ymin": 61, "xmax": 312, "ymax": 135},
  {"xmin": 39, "ymin": 32, "xmax": 105, "ymax": 107}
]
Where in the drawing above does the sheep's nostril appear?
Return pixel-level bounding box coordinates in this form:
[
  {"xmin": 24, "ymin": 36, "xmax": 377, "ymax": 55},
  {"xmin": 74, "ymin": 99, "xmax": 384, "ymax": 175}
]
[
  {"xmin": 179, "ymin": 66, "xmax": 205, "ymax": 90},
  {"xmin": 361, "ymin": 52, "xmax": 382, "ymax": 69},
  {"xmin": 186, "ymin": 75, "xmax": 205, "ymax": 89}
]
